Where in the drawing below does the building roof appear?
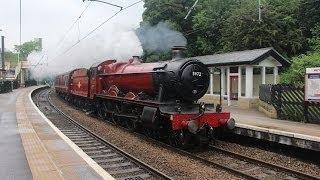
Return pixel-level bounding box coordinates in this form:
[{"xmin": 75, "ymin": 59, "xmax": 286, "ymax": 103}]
[{"xmin": 186, "ymin": 47, "xmax": 290, "ymax": 67}]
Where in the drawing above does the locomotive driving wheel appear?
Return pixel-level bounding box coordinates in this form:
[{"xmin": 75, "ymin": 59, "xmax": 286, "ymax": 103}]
[
  {"xmin": 169, "ymin": 130, "xmax": 193, "ymax": 149},
  {"xmin": 125, "ymin": 119, "xmax": 137, "ymax": 132}
]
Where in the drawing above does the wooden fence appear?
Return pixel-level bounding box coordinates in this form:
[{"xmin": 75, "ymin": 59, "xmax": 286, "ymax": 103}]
[{"xmin": 259, "ymin": 84, "xmax": 320, "ymax": 124}]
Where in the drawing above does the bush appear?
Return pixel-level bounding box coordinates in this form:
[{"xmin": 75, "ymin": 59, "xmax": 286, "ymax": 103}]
[{"xmin": 281, "ymin": 53, "xmax": 320, "ymax": 85}]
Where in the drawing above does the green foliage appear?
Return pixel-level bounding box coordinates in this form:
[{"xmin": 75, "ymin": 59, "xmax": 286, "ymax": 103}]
[
  {"xmin": 142, "ymin": 50, "xmax": 171, "ymax": 62},
  {"xmin": 191, "ymin": 0, "xmax": 234, "ymax": 54},
  {"xmin": 297, "ymin": 0, "xmax": 320, "ymax": 38},
  {"xmin": 141, "ymin": 0, "xmax": 320, "ymax": 61},
  {"xmin": 309, "ymin": 24, "xmax": 320, "ymax": 52},
  {"xmin": 4, "ymin": 51, "xmax": 19, "ymax": 66},
  {"xmin": 281, "ymin": 53, "xmax": 320, "ymax": 85},
  {"xmin": 220, "ymin": 0, "xmax": 305, "ymax": 57},
  {"xmin": 14, "ymin": 38, "xmax": 42, "ymax": 60},
  {"xmin": 142, "ymin": 0, "xmax": 196, "ymax": 60}
]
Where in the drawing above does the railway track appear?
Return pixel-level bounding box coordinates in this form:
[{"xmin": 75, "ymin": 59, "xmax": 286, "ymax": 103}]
[
  {"xmin": 207, "ymin": 143, "xmax": 319, "ymax": 180},
  {"xmin": 44, "ymin": 88, "xmax": 319, "ymax": 180},
  {"xmin": 187, "ymin": 145, "xmax": 319, "ymax": 180},
  {"xmin": 33, "ymin": 88, "xmax": 171, "ymax": 180}
]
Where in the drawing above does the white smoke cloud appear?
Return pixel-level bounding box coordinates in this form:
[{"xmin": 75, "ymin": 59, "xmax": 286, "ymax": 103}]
[
  {"xmin": 27, "ymin": 19, "xmax": 187, "ymax": 81},
  {"xmin": 28, "ymin": 25, "xmax": 143, "ymax": 79}
]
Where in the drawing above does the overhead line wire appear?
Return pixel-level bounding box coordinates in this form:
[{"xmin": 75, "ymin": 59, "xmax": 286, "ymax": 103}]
[
  {"xmin": 47, "ymin": 0, "xmax": 143, "ymax": 64},
  {"xmin": 32, "ymin": 2, "xmax": 92, "ymax": 70}
]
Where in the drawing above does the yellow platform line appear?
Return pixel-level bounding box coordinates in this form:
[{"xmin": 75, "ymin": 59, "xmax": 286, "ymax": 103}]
[{"xmin": 16, "ymin": 87, "xmax": 113, "ymax": 180}]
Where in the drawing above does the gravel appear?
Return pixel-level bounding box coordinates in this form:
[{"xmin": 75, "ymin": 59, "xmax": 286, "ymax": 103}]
[
  {"xmin": 212, "ymin": 139, "xmax": 320, "ymax": 178},
  {"xmin": 50, "ymin": 92, "xmax": 241, "ymax": 180}
]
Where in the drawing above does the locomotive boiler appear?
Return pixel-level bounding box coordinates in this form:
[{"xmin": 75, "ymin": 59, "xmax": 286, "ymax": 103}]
[{"xmin": 55, "ymin": 46, "xmax": 235, "ymax": 148}]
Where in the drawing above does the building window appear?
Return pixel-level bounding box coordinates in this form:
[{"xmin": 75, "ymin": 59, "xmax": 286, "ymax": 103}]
[
  {"xmin": 230, "ymin": 66, "xmax": 238, "ymax": 73},
  {"xmin": 266, "ymin": 67, "xmax": 274, "ymax": 84},
  {"xmin": 253, "ymin": 67, "xmax": 261, "ymax": 75}
]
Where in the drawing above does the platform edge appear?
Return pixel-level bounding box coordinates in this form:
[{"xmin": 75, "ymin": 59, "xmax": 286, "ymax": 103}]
[{"xmin": 29, "ymin": 87, "xmax": 114, "ymax": 180}]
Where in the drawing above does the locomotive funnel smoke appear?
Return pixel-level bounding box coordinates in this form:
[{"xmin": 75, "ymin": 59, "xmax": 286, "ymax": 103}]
[
  {"xmin": 28, "ymin": 26, "xmax": 143, "ymax": 80},
  {"xmin": 135, "ymin": 21, "xmax": 187, "ymax": 52}
]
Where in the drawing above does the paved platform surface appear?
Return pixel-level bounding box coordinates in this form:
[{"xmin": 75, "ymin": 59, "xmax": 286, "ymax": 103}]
[
  {"xmin": 226, "ymin": 106, "xmax": 320, "ymax": 150},
  {"xmin": 0, "ymin": 89, "xmax": 32, "ymax": 180},
  {"xmin": 1, "ymin": 86, "xmax": 113, "ymax": 180}
]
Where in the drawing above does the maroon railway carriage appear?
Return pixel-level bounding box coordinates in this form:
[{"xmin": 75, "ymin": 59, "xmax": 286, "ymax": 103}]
[
  {"xmin": 54, "ymin": 71, "xmax": 71, "ymax": 94},
  {"xmin": 55, "ymin": 49, "xmax": 234, "ymax": 147}
]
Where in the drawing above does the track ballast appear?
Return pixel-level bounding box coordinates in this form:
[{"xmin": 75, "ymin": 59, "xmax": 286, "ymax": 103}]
[{"xmin": 33, "ymin": 88, "xmax": 171, "ymax": 180}]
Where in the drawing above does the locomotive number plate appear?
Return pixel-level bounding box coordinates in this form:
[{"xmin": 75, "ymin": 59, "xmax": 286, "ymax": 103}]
[{"xmin": 192, "ymin": 72, "xmax": 202, "ymax": 76}]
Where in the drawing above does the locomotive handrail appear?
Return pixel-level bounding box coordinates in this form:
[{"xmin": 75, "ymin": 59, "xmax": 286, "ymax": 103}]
[
  {"xmin": 97, "ymin": 71, "xmax": 166, "ymax": 76},
  {"xmin": 96, "ymin": 94, "xmax": 170, "ymax": 107}
]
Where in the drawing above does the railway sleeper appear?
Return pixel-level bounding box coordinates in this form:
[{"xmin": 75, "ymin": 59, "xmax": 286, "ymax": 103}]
[
  {"xmin": 66, "ymin": 135, "xmax": 92, "ymax": 139},
  {"xmin": 108, "ymin": 167, "xmax": 143, "ymax": 176},
  {"xmin": 117, "ymin": 173, "xmax": 151, "ymax": 180},
  {"xmin": 90, "ymin": 153, "xmax": 118, "ymax": 159},
  {"xmin": 85, "ymin": 149, "xmax": 113, "ymax": 155},
  {"xmin": 81, "ymin": 145, "xmax": 106, "ymax": 151},
  {"xmin": 72, "ymin": 140, "xmax": 96, "ymax": 144},
  {"xmin": 95, "ymin": 157, "xmax": 125, "ymax": 164},
  {"xmin": 100, "ymin": 162, "xmax": 132, "ymax": 169},
  {"xmin": 76, "ymin": 143, "xmax": 102, "ymax": 147},
  {"xmin": 111, "ymin": 169, "xmax": 149, "ymax": 179}
]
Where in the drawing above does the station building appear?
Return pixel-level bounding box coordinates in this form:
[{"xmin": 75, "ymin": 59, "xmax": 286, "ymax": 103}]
[{"xmin": 191, "ymin": 48, "xmax": 289, "ymax": 109}]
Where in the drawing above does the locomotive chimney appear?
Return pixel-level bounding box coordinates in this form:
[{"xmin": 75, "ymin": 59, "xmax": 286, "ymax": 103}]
[
  {"xmin": 132, "ymin": 56, "xmax": 144, "ymax": 63},
  {"xmin": 172, "ymin": 46, "xmax": 186, "ymax": 60}
]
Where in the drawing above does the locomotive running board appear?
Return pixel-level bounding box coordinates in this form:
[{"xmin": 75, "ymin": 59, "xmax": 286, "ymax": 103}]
[{"xmin": 96, "ymin": 94, "xmax": 171, "ymax": 107}]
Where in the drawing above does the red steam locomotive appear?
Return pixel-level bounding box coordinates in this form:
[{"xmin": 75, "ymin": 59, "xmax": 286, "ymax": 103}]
[{"xmin": 54, "ymin": 47, "xmax": 235, "ymax": 147}]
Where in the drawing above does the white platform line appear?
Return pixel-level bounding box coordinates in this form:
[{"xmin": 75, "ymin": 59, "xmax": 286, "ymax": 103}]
[{"xmin": 236, "ymin": 123, "xmax": 320, "ymax": 142}]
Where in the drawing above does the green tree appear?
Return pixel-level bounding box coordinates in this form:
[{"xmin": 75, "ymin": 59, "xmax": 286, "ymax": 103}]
[
  {"xmin": 297, "ymin": 0, "xmax": 320, "ymax": 39},
  {"xmin": 191, "ymin": 0, "xmax": 234, "ymax": 54},
  {"xmin": 281, "ymin": 53, "xmax": 320, "ymax": 85},
  {"xmin": 141, "ymin": 0, "xmax": 198, "ymax": 60},
  {"xmin": 309, "ymin": 24, "xmax": 320, "ymax": 52},
  {"xmin": 220, "ymin": 0, "xmax": 305, "ymax": 57},
  {"xmin": 4, "ymin": 51, "xmax": 19, "ymax": 66},
  {"xmin": 140, "ymin": 0, "xmax": 316, "ymax": 61},
  {"xmin": 14, "ymin": 38, "xmax": 42, "ymax": 60}
]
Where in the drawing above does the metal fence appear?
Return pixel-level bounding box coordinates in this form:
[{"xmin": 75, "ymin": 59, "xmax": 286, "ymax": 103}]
[{"xmin": 259, "ymin": 84, "xmax": 320, "ymax": 124}]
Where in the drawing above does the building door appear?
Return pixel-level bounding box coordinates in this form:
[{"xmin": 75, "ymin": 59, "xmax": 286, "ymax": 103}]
[{"xmin": 230, "ymin": 76, "xmax": 238, "ymax": 100}]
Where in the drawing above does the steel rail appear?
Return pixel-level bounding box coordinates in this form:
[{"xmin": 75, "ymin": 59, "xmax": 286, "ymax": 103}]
[
  {"xmin": 209, "ymin": 144, "xmax": 319, "ymax": 180},
  {"xmin": 49, "ymin": 89, "xmax": 259, "ymax": 179},
  {"xmin": 49, "ymin": 88, "xmax": 320, "ymax": 180},
  {"xmin": 34, "ymin": 88, "xmax": 172, "ymax": 180}
]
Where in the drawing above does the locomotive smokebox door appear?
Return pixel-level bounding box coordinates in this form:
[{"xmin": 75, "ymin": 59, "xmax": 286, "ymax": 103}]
[{"xmin": 141, "ymin": 107, "xmax": 158, "ymax": 128}]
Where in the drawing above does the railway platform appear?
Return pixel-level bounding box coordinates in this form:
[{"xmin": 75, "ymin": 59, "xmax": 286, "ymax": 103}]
[
  {"xmin": 0, "ymin": 86, "xmax": 113, "ymax": 179},
  {"xmin": 226, "ymin": 106, "xmax": 320, "ymax": 151}
]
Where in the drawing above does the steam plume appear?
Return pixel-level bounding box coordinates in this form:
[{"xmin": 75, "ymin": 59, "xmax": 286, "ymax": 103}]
[{"xmin": 136, "ymin": 21, "xmax": 187, "ymax": 52}]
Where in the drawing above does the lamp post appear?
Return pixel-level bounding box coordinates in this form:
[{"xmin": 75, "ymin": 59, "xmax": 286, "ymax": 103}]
[
  {"xmin": 18, "ymin": 0, "xmax": 21, "ymax": 63},
  {"xmin": 258, "ymin": 0, "xmax": 262, "ymax": 22}
]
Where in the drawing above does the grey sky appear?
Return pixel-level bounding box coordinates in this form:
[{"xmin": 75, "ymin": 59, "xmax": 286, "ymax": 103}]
[{"xmin": 0, "ymin": 0, "xmax": 145, "ymax": 77}]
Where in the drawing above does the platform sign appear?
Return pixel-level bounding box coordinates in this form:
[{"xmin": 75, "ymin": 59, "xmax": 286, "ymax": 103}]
[{"xmin": 305, "ymin": 67, "xmax": 320, "ymax": 101}]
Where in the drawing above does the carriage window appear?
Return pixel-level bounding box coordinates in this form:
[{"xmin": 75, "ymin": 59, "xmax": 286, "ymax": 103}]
[{"xmin": 64, "ymin": 76, "xmax": 67, "ymax": 86}]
